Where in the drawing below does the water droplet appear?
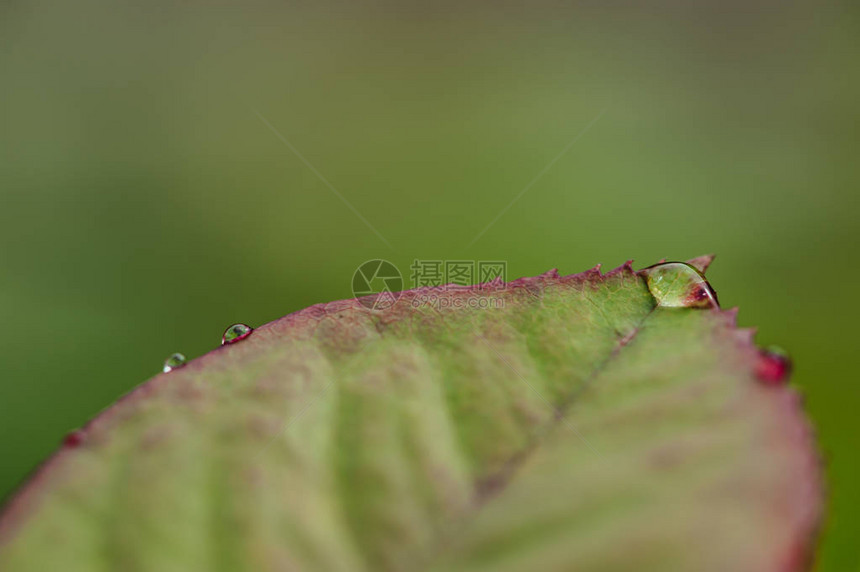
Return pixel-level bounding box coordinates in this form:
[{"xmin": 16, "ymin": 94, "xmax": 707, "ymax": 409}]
[
  {"xmin": 222, "ymin": 323, "xmax": 253, "ymax": 345},
  {"xmin": 639, "ymin": 262, "xmax": 719, "ymax": 309},
  {"xmin": 755, "ymin": 346, "xmax": 791, "ymax": 386},
  {"xmin": 64, "ymin": 430, "xmax": 85, "ymax": 448},
  {"xmin": 162, "ymin": 352, "xmax": 187, "ymax": 373}
]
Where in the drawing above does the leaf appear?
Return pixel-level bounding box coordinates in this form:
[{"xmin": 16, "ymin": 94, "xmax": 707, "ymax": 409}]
[{"xmin": 0, "ymin": 258, "xmax": 822, "ymax": 571}]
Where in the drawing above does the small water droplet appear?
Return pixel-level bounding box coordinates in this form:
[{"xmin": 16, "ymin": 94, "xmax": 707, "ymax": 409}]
[
  {"xmin": 756, "ymin": 346, "xmax": 791, "ymax": 386},
  {"xmin": 162, "ymin": 353, "xmax": 187, "ymax": 373},
  {"xmin": 639, "ymin": 262, "xmax": 719, "ymax": 309},
  {"xmin": 222, "ymin": 323, "xmax": 253, "ymax": 345},
  {"xmin": 64, "ymin": 430, "xmax": 85, "ymax": 448}
]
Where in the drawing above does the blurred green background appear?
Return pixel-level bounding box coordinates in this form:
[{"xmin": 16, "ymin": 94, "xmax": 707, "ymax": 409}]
[{"xmin": 1, "ymin": 0, "xmax": 857, "ymax": 568}]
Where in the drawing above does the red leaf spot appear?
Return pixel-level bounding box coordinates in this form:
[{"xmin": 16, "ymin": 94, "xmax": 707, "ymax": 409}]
[{"xmin": 63, "ymin": 430, "xmax": 85, "ymax": 448}]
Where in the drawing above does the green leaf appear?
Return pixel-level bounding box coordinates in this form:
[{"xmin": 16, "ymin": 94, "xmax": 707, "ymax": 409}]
[{"xmin": 0, "ymin": 258, "xmax": 822, "ymax": 571}]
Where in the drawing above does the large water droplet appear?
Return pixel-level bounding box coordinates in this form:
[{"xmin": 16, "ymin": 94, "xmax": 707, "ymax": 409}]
[
  {"xmin": 755, "ymin": 345, "xmax": 791, "ymax": 386},
  {"xmin": 222, "ymin": 323, "xmax": 253, "ymax": 345},
  {"xmin": 163, "ymin": 353, "xmax": 187, "ymax": 373},
  {"xmin": 640, "ymin": 262, "xmax": 719, "ymax": 309}
]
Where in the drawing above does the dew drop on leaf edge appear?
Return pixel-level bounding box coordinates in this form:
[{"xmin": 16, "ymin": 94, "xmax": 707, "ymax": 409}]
[
  {"xmin": 222, "ymin": 323, "xmax": 253, "ymax": 345},
  {"xmin": 162, "ymin": 353, "xmax": 187, "ymax": 373},
  {"xmin": 756, "ymin": 345, "xmax": 792, "ymax": 386},
  {"xmin": 639, "ymin": 262, "xmax": 720, "ymax": 309}
]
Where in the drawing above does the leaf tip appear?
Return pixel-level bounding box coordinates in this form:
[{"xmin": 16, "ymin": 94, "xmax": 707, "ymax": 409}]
[
  {"xmin": 686, "ymin": 254, "xmax": 715, "ymax": 274},
  {"xmin": 718, "ymin": 306, "xmax": 740, "ymax": 326},
  {"xmin": 734, "ymin": 327, "xmax": 757, "ymax": 346}
]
